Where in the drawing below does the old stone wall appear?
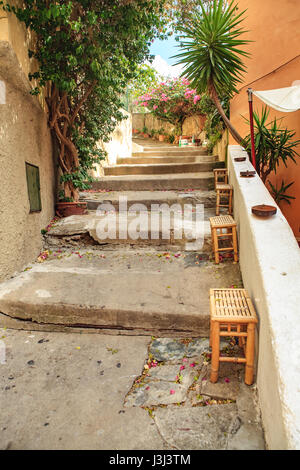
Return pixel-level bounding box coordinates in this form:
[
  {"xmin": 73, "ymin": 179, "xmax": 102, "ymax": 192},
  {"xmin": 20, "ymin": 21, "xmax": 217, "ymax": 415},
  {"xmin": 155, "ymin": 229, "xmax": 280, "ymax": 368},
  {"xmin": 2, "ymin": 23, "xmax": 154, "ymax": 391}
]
[{"xmin": 132, "ymin": 112, "xmax": 206, "ymax": 138}]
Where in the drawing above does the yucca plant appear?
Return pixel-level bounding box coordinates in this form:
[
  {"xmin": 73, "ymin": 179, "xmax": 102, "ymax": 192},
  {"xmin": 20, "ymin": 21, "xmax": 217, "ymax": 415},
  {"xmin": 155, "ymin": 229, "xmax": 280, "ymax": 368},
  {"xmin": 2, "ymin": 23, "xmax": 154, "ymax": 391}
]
[
  {"xmin": 173, "ymin": 0, "xmax": 251, "ymax": 145},
  {"xmin": 268, "ymin": 180, "xmax": 295, "ymax": 206},
  {"xmin": 243, "ymin": 107, "xmax": 300, "ymax": 182}
]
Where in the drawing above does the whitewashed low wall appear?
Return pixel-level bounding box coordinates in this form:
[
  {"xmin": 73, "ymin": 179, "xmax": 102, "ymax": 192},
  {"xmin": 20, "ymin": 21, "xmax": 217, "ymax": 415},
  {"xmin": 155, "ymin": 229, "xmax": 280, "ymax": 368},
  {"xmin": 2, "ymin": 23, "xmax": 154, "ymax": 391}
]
[
  {"xmin": 92, "ymin": 110, "xmax": 132, "ymax": 176},
  {"xmin": 228, "ymin": 145, "xmax": 300, "ymax": 450}
]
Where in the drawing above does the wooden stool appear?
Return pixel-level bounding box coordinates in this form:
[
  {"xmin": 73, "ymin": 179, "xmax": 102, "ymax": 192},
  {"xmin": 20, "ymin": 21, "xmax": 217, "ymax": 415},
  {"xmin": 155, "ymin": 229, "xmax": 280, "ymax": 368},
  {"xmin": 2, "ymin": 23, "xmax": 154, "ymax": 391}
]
[
  {"xmin": 216, "ymin": 183, "xmax": 233, "ymax": 215},
  {"xmin": 209, "ymin": 288, "xmax": 258, "ymax": 385},
  {"xmin": 209, "ymin": 215, "xmax": 238, "ymax": 264},
  {"xmin": 213, "ymin": 168, "xmax": 228, "ymax": 188}
]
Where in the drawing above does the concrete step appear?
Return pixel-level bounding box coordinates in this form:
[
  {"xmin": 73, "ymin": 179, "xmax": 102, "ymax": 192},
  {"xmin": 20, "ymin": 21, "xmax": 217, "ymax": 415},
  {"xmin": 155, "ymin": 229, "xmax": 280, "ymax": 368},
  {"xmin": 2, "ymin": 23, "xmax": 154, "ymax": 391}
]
[
  {"xmin": 44, "ymin": 209, "xmax": 215, "ymax": 251},
  {"xmin": 91, "ymin": 172, "xmax": 214, "ymax": 191},
  {"xmin": 79, "ymin": 190, "xmax": 216, "ymax": 211},
  {"xmin": 133, "ymin": 148, "xmax": 208, "ymax": 157},
  {"xmin": 117, "ymin": 155, "xmax": 216, "ymax": 165},
  {"xmin": 104, "ymin": 162, "xmax": 216, "ymax": 176},
  {"xmin": 0, "ymin": 250, "xmax": 241, "ymax": 335}
]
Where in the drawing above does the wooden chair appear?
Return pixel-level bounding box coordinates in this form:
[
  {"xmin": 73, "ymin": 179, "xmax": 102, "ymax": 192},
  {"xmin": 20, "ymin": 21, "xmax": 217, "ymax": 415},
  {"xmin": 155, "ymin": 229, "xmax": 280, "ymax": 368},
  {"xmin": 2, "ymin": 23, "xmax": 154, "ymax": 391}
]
[
  {"xmin": 216, "ymin": 184, "xmax": 233, "ymax": 215},
  {"xmin": 213, "ymin": 168, "xmax": 228, "ymax": 188},
  {"xmin": 209, "ymin": 215, "xmax": 238, "ymax": 264},
  {"xmin": 209, "ymin": 288, "xmax": 258, "ymax": 385}
]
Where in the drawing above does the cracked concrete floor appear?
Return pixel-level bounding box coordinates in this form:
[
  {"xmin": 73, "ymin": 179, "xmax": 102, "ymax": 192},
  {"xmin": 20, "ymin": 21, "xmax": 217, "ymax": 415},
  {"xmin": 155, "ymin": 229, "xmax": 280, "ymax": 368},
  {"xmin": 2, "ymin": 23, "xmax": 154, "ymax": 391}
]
[{"xmin": 0, "ymin": 329, "xmax": 265, "ymax": 450}]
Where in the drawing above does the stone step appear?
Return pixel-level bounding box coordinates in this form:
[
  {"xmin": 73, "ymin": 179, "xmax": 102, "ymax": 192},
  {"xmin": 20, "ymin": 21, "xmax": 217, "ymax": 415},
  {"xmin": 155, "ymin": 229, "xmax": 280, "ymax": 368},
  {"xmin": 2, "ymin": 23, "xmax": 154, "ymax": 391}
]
[
  {"xmin": 104, "ymin": 162, "xmax": 216, "ymax": 176},
  {"xmin": 133, "ymin": 148, "xmax": 208, "ymax": 157},
  {"xmin": 117, "ymin": 155, "xmax": 217, "ymax": 165},
  {"xmin": 0, "ymin": 250, "xmax": 241, "ymax": 335},
  {"xmin": 79, "ymin": 190, "xmax": 216, "ymax": 211},
  {"xmin": 91, "ymin": 172, "xmax": 214, "ymax": 191},
  {"xmin": 44, "ymin": 209, "xmax": 215, "ymax": 251}
]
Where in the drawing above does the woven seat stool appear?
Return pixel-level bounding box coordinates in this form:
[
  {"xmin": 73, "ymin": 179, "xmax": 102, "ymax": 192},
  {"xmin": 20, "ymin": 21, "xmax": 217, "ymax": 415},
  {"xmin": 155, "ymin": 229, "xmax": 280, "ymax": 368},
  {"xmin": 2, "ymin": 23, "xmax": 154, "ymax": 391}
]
[
  {"xmin": 213, "ymin": 168, "xmax": 228, "ymax": 188},
  {"xmin": 209, "ymin": 288, "xmax": 258, "ymax": 385},
  {"xmin": 215, "ymin": 183, "xmax": 233, "ymax": 215},
  {"xmin": 209, "ymin": 215, "xmax": 238, "ymax": 264}
]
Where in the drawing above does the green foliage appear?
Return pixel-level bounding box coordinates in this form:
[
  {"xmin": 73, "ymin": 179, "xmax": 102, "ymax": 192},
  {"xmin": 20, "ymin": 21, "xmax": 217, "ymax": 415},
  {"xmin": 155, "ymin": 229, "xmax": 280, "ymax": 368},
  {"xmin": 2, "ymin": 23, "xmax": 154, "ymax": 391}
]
[
  {"xmin": 128, "ymin": 64, "xmax": 163, "ymax": 112},
  {"xmin": 135, "ymin": 77, "xmax": 205, "ymax": 134},
  {"xmin": 164, "ymin": 0, "xmax": 211, "ymax": 31},
  {"xmin": 0, "ymin": 0, "xmax": 167, "ymax": 199},
  {"xmin": 200, "ymin": 93, "xmax": 229, "ymax": 153},
  {"xmin": 268, "ymin": 180, "xmax": 295, "ymax": 206},
  {"xmin": 243, "ymin": 107, "xmax": 300, "ymax": 183},
  {"xmin": 173, "ymin": 0, "xmax": 250, "ymax": 97}
]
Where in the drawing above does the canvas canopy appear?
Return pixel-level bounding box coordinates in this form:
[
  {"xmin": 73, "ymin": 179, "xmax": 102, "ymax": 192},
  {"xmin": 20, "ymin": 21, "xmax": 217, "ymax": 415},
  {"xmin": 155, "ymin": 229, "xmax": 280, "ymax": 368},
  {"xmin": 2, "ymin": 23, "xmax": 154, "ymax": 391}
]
[{"xmin": 253, "ymin": 85, "xmax": 300, "ymax": 113}]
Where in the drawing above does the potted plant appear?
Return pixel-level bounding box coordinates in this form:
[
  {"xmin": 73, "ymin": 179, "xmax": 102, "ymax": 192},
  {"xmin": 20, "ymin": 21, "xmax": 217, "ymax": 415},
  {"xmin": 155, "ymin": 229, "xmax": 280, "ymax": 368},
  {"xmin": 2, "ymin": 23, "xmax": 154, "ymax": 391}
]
[
  {"xmin": 56, "ymin": 193, "xmax": 88, "ymax": 218},
  {"xmin": 142, "ymin": 126, "xmax": 150, "ymax": 138},
  {"xmin": 158, "ymin": 128, "xmax": 166, "ymax": 141}
]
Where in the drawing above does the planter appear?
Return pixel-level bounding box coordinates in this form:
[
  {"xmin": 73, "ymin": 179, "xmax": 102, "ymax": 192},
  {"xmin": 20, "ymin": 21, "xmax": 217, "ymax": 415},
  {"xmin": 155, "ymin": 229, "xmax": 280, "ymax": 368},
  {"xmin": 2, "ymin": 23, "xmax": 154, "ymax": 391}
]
[
  {"xmin": 56, "ymin": 201, "xmax": 87, "ymax": 218},
  {"xmin": 158, "ymin": 134, "xmax": 166, "ymax": 142}
]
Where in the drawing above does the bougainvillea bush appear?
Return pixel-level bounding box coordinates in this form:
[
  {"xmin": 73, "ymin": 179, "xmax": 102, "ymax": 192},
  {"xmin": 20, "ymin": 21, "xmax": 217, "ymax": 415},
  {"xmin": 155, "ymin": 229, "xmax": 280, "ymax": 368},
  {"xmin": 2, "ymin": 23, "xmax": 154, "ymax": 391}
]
[{"xmin": 135, "ymin": 77, "xmax": 205, "ymax": 134}]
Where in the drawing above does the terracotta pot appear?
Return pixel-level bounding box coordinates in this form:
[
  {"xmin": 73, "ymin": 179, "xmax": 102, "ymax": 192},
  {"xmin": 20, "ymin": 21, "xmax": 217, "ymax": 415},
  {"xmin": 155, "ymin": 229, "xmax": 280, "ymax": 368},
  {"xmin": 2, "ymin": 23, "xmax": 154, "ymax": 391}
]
[
  {"xmin": 158, "ymin": 135, "xmax": 165, "ymax": 142},
  {"xmin": 56, "ymin": 201, "xmax": 87, "ymax": 218}
]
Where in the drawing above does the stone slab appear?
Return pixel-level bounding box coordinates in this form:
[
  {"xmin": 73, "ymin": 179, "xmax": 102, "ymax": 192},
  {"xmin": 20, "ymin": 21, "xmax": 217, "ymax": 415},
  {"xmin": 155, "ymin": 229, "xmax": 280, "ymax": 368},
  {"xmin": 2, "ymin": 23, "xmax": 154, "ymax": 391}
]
[
  {"xmin": 153, "ymin": 404, "xmax": 241, "ymax": 450},
  {"xmin": 91, "ymin": 172, "xmax": 214, "ymax": 191},
  {"xmin": 0, "ymin": 250, "xmax": 242, "ymax": 334},
  {"xmin": 104, "ymin": 162, "xmax": 215, "ymax": 176}
]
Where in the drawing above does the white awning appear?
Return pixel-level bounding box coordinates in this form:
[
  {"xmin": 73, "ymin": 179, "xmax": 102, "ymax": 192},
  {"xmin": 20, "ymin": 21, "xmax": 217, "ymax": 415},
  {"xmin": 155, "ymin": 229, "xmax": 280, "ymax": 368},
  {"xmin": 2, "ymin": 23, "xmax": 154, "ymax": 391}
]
[{"xmin": 253, "ymin": 85, "xmax": 300, "ymax": 113}]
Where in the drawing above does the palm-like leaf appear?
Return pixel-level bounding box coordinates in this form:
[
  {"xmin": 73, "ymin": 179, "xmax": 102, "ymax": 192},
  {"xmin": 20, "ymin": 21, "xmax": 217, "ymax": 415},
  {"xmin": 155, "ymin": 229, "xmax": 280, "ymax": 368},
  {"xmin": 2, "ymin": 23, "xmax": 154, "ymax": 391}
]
[
  {"xmin": 243, "ymin": 107, "xmax": 300, "ymax": 181},
  {"xmin": 173, "ymin": 0, "xmax": 250, "ymax": 97}
]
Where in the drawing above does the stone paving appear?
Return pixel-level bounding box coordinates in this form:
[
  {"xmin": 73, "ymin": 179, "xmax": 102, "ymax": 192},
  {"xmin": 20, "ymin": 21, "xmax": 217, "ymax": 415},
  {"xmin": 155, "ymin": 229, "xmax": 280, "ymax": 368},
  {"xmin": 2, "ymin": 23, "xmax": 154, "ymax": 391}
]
[
  {"xmin": 0, "ymin": 328, "xmax": 265, "ymax": 450},
  {"xmin": 124, "ymin": 337, "xmax": 265, "ymax": 450}
]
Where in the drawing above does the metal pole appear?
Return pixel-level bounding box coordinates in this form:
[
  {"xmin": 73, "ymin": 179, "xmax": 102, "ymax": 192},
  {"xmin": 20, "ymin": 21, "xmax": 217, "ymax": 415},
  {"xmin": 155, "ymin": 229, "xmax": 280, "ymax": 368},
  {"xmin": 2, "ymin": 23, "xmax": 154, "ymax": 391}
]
[{"xmin": 247, "ymin": 88, "xmax": 256, "ymax": 170}]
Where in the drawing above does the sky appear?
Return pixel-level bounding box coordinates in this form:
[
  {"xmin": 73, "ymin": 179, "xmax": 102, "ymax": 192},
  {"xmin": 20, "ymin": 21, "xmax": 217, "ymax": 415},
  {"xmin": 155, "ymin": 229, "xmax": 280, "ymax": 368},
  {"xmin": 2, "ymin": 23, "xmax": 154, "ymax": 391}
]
[{"xmin": 148, "ymin": 34, "xmax": 184, "ymax": 78}]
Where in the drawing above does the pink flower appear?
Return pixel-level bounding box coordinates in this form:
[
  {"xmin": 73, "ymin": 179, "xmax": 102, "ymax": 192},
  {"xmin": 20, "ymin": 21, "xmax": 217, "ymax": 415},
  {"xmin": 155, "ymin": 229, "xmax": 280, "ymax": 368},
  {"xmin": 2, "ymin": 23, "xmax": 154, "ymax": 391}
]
[
  {"xmin": 170, "ymin": 389, "xmax": 175, "ymax": 395},
  {"xmin": 224, "ymin": 378, "xmax": 230, "ymax": 383},
  {"xmin": 180, "ymin": 365, "xmax": 185, "ymax": 371},
  {"xmin": 189, "ymin": 363, "xmax": 196, "ymax": 368},
  {"xmin": 193, "ymin": 95, "xmax": 201, "ymax": 104},
  {"xmin": 164, "ymin": 109, "xmax": 167, "ymax": 113},
  {"xmin": 153, "ymin": 105, "xmax": 158, "ymax": 110}
]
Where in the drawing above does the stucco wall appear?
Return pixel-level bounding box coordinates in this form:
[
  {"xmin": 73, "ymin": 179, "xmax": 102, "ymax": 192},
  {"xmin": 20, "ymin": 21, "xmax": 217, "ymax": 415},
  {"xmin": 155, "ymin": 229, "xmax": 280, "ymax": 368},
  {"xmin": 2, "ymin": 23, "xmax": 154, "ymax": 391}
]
[
  {"xmin": 230, "ymin": 0, "xmax": 300, "ymax": 238},
  {"xmin": 92, "ymin": 110, "xmax": 132, "ymax": 177},
  {"xmin": 0, "ymin": 7, "xmax": 55, "ymax": 281},
  {"xmin": 228, "ymin": 145, "xmax": 300, "ymax": 450}
]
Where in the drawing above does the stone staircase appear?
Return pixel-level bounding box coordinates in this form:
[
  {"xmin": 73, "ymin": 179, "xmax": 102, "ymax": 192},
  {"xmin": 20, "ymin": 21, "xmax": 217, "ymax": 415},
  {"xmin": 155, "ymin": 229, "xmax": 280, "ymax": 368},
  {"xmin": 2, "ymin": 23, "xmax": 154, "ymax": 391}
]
[
  {"xmin": 90, "ymin": 139, "xmax": 224, "ymax": 191},
  {"xmin": 0, "ymin": 138, "xmax": 241, "ymax": 337}
]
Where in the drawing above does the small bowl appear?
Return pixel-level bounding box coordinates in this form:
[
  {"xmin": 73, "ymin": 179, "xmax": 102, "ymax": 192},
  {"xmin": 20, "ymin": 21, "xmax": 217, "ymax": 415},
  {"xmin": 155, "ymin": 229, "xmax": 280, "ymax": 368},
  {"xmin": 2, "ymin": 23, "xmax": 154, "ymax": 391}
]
[
  {"xmin": 240, "ymin": 170, "xmax": 256, "ymax": 178},
  {"xmin": 252, "ymin": 204, "xmax": 277, "ymax": 218},
  {"xmin": 234, "ymin": 157, "xmax": 246, "ymax": 162}
]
